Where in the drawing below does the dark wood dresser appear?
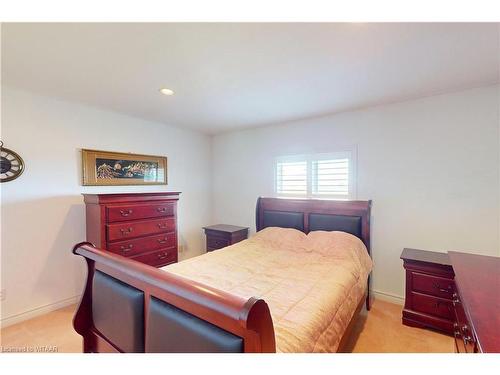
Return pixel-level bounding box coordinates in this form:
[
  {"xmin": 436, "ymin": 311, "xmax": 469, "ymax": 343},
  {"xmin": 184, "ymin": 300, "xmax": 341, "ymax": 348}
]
[
  {"xmin": 83, "ymin": 192, "xmax": 180, "ymax": 267},
  {"xmin": 401, "ymin": 248, "xmax": 455, "ymax": 335},
  {"xmin": 203, "ymin": 224, "xmax": 249, "ymax": 252},
  {"xmin": 448, "ymin": 251, "xmax": 500, "ymax": 353}
]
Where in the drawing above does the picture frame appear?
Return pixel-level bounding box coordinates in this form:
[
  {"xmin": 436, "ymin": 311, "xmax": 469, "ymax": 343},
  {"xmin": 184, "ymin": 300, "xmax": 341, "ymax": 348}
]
[{"xmin": 81, "ymin": 149, "xmax": 167, "ymax": 186}]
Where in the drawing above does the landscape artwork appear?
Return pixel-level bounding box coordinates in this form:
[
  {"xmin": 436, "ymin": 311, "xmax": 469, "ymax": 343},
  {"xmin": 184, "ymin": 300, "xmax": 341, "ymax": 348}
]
[
  {"xmin": 96, "ymin": 158, "xmax": 159, "ymax": 180},
  {"xmin": 82, "ymin": 149, "xmax": 167, "ymax": 186}
]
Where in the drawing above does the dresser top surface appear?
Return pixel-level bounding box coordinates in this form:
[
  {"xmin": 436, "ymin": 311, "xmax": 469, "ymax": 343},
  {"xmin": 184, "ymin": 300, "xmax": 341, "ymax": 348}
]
[
  {"xmin": 448, "ymin": 251, "xmax": 500, "ymax": 353},
  {"xmin": 83, "ymin": 192, "xmax": 181, "ymax": 197},
  {"xmin": 203, "ymin": 224, "xmax": 249, "ymax": 233},
  {"xmin": 400, "ymin": 248, "xmax": 452, "ymax": 266},
  {"xmin": 83, "ymin": 192, "xmax": 181, "ymax": 204}
]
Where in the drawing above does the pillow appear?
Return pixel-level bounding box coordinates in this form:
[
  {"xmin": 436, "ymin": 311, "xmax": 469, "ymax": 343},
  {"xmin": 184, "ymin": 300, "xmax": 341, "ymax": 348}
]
[
  {"xmin": 250, "ymin": 227, "xmax": 307, "ymax": 251},
  {"xmin": 306, "ymin": 230, "xmax": 372, "ymax": 271}
]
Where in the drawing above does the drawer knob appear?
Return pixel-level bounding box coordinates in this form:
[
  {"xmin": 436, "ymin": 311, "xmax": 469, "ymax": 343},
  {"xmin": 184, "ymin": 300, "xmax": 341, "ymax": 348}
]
[
  {"xmin": 157, "ymin": 238, "xmax": 168, "ymax": 244},
  {"xmin": 120, "ymin": 227, "xmax": 133, "ymax": 235},
  {"xmin": 157, "ymin": 207, "xmax": 168, "ymax": 213},
  {"xmin": 158, "ymin": 252, "xmax": 169, "ymax": 260},
  {"xmin": 120, "ymin": 244, "xmax": 134, "ymax": 252},
  {"xmin": 158, "ymin": 223, "xmax": 168, "ymax": 229},
  {"xmin": 432, "ymin": 282, "xmax": 452, "ymax": 293},
  {"xmin": 463, "ymin": 335, "xmax": 474, "ymax": 345},
  {"xmin": 120, "ymin": 209, "xmax": 133, "ymax": 217}
]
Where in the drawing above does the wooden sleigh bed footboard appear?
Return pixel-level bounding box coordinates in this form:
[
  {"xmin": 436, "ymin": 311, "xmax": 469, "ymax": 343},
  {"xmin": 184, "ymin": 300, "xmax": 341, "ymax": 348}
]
[{"xmin": 72, "ymin": 242, "xmax": 276, "ymax": 353}]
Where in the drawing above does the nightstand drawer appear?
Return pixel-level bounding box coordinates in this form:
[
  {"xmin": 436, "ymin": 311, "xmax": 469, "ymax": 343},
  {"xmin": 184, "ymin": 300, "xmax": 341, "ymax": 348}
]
[
  {"xmin": 411, "ymin": 292, "xmax": 453, "ymax": 320},
  {"xmin": 412, "ymin": 272, "xmax": 454, "ymax": 299},
  {"xmin": 207, "ymin": 237, "xmax": 230, "ymax": 250}
]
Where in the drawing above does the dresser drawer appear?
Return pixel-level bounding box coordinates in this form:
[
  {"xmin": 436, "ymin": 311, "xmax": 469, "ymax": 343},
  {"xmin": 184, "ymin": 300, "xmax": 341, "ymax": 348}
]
[
  {"xmin": 131, "ymin": 247, "xmax": 177, "ymax": 267},
  {"xmin": 107, "ymin": 232, "xmax": 177, "ymax": 257},
  {"xmin": 206, "ymin": 237, "xmax": 230, "ymax": 250},
  {"xmin": 454, "ymin": 328, "xmax": 467, "ymax": 353},
  {"xmin": 412, "ymin": 272, "xmax": 454, "ymax": 299},
  {"xmin": 107, "ymin": 217, "xmax": 175, "ymax": 242},
  {"xmin": 411, "ymin": 292, "xmax": 453, "ymax": 320},
  {"xmin": 106, "ymin": 202, "xmax": 175, "ymax": 223},
  {"xmin": 452, "ymin": 293, "xmax": 468, "ymax": 326},
  {"xmin": 453, "ymin": 322, "xmax": 476, "ymax": 353}
]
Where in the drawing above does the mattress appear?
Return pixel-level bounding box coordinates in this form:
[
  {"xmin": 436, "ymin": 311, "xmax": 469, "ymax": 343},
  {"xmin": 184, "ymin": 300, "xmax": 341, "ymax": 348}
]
[{"xmin": 162, "ymin": 227, "xmax": 372, "ymax": 353}]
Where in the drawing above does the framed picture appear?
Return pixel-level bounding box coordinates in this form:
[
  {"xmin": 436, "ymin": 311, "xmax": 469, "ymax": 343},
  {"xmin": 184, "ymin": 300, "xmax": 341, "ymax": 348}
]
[{"xmin": 82, "ymin": 149, "xmax": 167, "ymax": 186}]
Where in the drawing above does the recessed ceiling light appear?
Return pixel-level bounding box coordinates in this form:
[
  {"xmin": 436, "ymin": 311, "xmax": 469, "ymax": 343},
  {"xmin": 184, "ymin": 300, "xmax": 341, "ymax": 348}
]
[{"xmin": 159, "ymin": 88, "xmax": 174, "ymax": 96}]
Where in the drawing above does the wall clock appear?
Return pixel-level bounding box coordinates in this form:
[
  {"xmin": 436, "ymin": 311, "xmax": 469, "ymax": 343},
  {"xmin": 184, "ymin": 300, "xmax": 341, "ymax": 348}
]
[{"xmin": 0, "ymin": 141, "xmax": 25, "ymax": 182}]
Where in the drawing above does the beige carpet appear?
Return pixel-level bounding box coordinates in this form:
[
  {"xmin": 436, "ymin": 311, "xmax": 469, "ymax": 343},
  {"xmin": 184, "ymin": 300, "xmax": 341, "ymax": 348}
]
[
  {"xmin": 0, "ymin": 299, "xmax": 454, "ymax": 353},
  {"xmin": 346, "ymin": 299, "xmax": 454, "ymax": 352}
]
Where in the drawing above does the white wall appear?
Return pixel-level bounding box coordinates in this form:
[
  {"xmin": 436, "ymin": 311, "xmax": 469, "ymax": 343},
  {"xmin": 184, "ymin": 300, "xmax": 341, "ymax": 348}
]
[
  {"xmin": 0, "ymin": 86, "xmax": 212, "ymax": 325},
  {"xmin": 212, "ymin": 85, "xmax": 500, "ymax": 301}
]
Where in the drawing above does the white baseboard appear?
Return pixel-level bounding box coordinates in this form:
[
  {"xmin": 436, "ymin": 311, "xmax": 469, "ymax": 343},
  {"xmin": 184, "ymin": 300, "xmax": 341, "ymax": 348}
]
[
  {"xmin": 0, "ymin": 295, "xmax": 81, "ymax": 328},
  {"xmin": 372, "ymin": 289, "xmax": 404, "ymax": 305}
]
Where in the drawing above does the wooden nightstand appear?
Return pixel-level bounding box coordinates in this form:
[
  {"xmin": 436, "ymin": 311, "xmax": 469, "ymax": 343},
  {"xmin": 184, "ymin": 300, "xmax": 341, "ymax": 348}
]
[
  {"xmin": 203, "ymin": 224, "xmax": 249, "ymax": 252},
  {"xmin": 401, "ymin": 248, "xmax": 455, "ymax": 335}
]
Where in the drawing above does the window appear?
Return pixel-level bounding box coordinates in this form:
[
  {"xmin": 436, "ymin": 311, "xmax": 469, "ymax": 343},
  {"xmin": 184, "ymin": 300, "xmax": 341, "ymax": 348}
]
[
  {"xmin": 276, "ymin": 157, "xmax": 308, "ymax": 196},
  {"xmin": 275, "ymin": 151, "xmax": 356, "ymax": 199}
]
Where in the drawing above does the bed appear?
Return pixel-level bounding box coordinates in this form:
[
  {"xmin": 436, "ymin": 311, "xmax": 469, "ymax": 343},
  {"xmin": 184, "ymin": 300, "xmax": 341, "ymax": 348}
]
[{"xmin": 72, "ymin": 197, "xmax": 372, "ymax": 353}]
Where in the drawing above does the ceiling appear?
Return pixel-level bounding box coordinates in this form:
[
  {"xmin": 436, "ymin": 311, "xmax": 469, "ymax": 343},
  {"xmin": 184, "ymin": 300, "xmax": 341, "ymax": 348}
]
[{"xmin": 2, "ymin": 23, "xmax": 499, "ymax": 134}]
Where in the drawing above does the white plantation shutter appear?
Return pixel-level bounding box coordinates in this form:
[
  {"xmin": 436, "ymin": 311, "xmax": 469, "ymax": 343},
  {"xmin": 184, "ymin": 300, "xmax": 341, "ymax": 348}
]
[
  {"xmin": 275, "ymin": 151, "xmax": 355, "ymax": 200},
  {"xmin": 276, "ymin": 159, "xmax": 308, "ymax": 196},
  {"xmin": 312, "ymin": 158, "xmax": 349, "ymax": 197}
]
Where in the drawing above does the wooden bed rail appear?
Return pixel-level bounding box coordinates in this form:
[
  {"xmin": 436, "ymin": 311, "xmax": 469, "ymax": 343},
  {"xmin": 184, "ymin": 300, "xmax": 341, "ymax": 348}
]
[{"xmin": 72, "ymin": 242, "xmax": 276, "ymax": 353}]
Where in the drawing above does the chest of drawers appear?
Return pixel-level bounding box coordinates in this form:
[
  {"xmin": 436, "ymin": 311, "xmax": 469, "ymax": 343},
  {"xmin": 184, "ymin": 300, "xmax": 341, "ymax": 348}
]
[
  {"xmin": 401, "ymin": 248, "xmax": 455, "ymax": 335},
  {"xmin": 83, "ymin": 192, "xmax": 180, "ymax": 267}
]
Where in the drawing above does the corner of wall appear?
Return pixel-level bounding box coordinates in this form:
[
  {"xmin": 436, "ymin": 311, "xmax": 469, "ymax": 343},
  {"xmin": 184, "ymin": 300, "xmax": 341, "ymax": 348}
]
[{"xmin": 208, "ymin": 132, "xmax": 217, "ymax": 224}]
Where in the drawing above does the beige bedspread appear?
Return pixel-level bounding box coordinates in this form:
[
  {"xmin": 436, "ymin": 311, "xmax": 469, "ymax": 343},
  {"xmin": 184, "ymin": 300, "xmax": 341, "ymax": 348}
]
[{"xmin": 161, "ymin": 227, "xmax": 372, "ymax": 353}]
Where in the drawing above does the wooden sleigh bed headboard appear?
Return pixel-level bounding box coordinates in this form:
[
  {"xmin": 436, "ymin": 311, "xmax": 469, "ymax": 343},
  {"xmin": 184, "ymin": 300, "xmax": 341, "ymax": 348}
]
[
  {"xmin": 256, "ymin": 197, "xmax": 373, "ymax": 313},
  {"xmin": 256, "ymin": 197, "xmax": 372, "ymax": 256},
  {"xmin": 72, "ymin": 197, "xmax": 372, "ymax": 353}
]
